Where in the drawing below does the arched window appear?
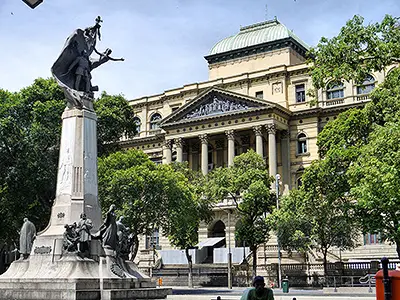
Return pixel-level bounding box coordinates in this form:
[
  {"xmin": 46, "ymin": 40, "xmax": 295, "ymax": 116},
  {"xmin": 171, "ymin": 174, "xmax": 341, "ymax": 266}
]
[
  {"xmin": 208, "ymin": 220, "xmax": 226, "ymax": 238},
  {"xmin": 133, "ymin": 117, "xmax": 141, "ymax": 134},
  {"xmin": 297, "ymin": 133, "xmax": 307, "ymax": 154},
  {"xmin": 357, "ymin": 75, "xmax": 375, "ymax": 94},
  {"xmin": 296, "ymin": 176, "xmax": 303, "ymax": 188},
  {"xmin": 387, "ymin": 67, "xmax": 398, "ymax": 76},
  {"xmin": 326, "ymin": 82, "xmax": 344, "ymax": 100},
  {"xmin": 296, "ymin": 166, "xmax": 304, "ymax": 188},
  {"xmin": 150, "ymin": 113, "xmax": 162, "ymax": 130}
]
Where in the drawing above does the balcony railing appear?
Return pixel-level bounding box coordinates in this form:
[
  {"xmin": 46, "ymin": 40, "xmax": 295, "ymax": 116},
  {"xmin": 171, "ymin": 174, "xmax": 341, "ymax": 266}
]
[
  {"xmin": 356, "ymin": 94, "xmax": 369, "ymax": 101},
  {"xmin": 325, "ymin": 98, "xmax": 345, "ymax": 106},
  {"xmin": 322, "ymin": 94, "xmax": 371, "ymax": 107}
]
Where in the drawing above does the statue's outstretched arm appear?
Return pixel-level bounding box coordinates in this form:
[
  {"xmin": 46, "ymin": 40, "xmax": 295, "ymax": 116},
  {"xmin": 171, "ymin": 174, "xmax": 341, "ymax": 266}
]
[{"xmin": 108, "ymin": 56, "xmax": 124, "ymax": 62}]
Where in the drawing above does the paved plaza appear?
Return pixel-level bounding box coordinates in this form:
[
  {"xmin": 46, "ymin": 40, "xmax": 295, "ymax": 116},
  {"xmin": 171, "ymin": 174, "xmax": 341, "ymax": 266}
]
[{"xmin": 166, "ymin": 287, "xmax": 376, "ymax": 300}]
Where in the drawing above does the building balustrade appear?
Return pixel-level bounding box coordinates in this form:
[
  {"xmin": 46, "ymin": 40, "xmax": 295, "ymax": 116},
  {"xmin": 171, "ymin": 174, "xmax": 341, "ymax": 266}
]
[
  {"xmin": 322, "ymin": 94, "xmax": 371, "ymax": 107},
  {"xmin": 356, "ymin": 94, "xmax": 370, "ymax": 101}
]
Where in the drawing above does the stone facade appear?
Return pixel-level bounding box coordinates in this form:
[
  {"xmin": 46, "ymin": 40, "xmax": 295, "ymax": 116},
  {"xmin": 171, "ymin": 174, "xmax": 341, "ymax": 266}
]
[{"xmin": 121, "ymin": 19, "xmax": 398, "ymax": 269}]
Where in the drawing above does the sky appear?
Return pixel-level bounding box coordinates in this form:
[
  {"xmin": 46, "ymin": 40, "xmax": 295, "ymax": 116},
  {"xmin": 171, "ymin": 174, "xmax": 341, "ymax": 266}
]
[{"xmin": 0, "ymin": 0, "xmax": 399, "ymax": 100}]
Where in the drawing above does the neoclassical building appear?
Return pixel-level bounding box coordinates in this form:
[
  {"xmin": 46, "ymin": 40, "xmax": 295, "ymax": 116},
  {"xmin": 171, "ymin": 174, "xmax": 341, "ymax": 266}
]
[{"xmin": 121, "ymin": 19, "xmax": 397, "ymax": 271}]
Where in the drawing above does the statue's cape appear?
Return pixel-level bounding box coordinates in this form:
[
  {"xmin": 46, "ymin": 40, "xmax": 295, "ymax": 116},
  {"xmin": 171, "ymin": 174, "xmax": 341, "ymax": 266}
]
[{"xmin": 51, "ymin": 28, "xmax": 98, "ymax": 107}]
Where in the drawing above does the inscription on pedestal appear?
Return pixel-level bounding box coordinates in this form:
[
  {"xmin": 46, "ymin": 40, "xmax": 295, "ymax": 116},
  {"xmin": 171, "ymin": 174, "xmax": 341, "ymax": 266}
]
[{"xmin": 34, "ymin": 246, "xmax": 52, "ymax": 255}]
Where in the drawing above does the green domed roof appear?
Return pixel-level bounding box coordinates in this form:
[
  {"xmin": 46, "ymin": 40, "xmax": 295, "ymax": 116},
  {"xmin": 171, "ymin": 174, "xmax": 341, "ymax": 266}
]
[{"xmin": 209, "ymin": 19, "xmax": 309, "ymax": 56}]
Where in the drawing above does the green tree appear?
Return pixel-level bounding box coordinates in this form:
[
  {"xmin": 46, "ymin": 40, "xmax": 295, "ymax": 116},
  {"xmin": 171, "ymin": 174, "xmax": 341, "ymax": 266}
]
[
  {"xmin": 165, "ymin": 163, "xmax": 212, "ymax": 288},
  {"xmin": 98, "ymin": 150, "xmax": 205, "ymax": 265},
  {"xmin": 204, "ymin": 150, "xmax": 274, "ymax": 277},
  {"xmin": 307, "ymin": 14, "xmax": 400, "ymax": 258},
  {"xmin": 0, "ymin": 78, "xmax": 138, "ymax": 247},
  {"xmin": 271, "ymin": 190, "xmax": 312, "ymax": 257},
  {"xmin": 348, "ymin": 122, "xmax": 400, "ymax": 257},
  {"xmin": 0, "ymin": 79, "xmax": 65, "ymax": 244},
  {"xmin": 309, "ymin": 14, "xmax": 400, "ymax": 90},
  {"xmin": 274, "ymin": 157, "xmax": 359, "ymax": 275},
  {"xmin": 94, "ymin": 92, "xmax": 137, "ymax": 156}
]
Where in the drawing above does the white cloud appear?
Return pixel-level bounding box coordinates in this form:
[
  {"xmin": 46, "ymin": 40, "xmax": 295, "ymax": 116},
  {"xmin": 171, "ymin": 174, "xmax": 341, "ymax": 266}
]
[{"xmin": 0, "ymin": 0, "xmax": 399, "ymax": 99}]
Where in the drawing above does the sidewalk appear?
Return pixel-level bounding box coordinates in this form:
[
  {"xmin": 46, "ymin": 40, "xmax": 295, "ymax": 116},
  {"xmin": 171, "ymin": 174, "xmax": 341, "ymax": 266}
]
[{"xmin": 166, "ymin": 286, "xmax": 376, "ymax": 300}]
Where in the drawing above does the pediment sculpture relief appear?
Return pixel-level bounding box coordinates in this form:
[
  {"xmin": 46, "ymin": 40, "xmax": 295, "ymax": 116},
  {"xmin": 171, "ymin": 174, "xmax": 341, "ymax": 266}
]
[{"xmin": 183, "ymin": 96, "xmax": 254, "ymax": 120}]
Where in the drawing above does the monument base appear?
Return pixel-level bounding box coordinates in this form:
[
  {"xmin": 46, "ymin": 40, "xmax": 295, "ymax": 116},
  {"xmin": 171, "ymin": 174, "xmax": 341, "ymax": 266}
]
[
  {"xmin": 0, "ymin": 253, "xmax": 171, "ymax": 300},
  {"xmin": 0, "ymin": 278, "xmax": 170, "ymax": 300}
]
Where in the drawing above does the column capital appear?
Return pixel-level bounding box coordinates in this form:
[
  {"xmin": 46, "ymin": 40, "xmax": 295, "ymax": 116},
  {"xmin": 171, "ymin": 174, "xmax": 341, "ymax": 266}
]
[
  {"xmin": 265, "ymin": 124, "xmax": 277, "ymax": 135},
  {"xmin": 225, "ymin": 130, "xmax": 235, "ymax": 140},
  {"xmin": 252, "ymin": 125, "xmax": 263, "ymax": 137},
  {"xmin": 199, "ymin": 134, "xmax": 209, "ymax": 144},
  {"xmin": 174, "ymin": 137, "xmax": 184, "ymax": 148},
  {"xmin": 162, "ymin": 139, "xmax": 173, "ymax": 149}
]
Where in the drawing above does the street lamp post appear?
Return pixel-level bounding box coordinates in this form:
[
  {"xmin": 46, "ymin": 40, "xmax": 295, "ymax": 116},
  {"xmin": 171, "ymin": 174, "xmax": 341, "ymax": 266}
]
[
  {"xmin": 276, "ymin": 174, "xmax": 282, "ymax": 288},
  {"xmin": 227, "ymin": 210, "xmax": 232, "ymax": 289},
  {"xmin": 22, "ymin": 0, "xmax": 43, "ymax": 9}
]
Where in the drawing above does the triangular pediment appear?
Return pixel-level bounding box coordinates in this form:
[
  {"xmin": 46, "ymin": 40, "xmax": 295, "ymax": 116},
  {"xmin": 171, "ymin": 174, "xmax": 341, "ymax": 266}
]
[{"xmin": 161, "ymin": 87, "xmax": 274, "ymax": 126}]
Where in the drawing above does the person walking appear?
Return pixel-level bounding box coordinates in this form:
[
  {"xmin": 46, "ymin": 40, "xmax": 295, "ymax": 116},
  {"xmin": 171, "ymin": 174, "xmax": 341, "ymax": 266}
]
[{"xmin": 246, "ymin": 276, "xmax": 274, "ymax": 300}]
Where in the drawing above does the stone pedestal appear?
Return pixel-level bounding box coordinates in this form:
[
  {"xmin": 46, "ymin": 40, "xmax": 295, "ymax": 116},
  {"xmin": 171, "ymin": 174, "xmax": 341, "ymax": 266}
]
[{"xmin": 0, "ymin": 103, "xmax": 170, "ymax": 299}]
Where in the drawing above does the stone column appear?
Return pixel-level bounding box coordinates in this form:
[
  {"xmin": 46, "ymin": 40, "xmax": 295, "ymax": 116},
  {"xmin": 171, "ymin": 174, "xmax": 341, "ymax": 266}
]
[
  {"xmin": 281, "ymin": 130, "xmax": 291, "ymax": 194},
  {"xmin": 175, "ymin": 138, "xmax": 183, "ymax": 163},
  {"xmin": 199, "ymin": 134, "xmax": 209, "ymax": 175},
  {"xmin": 253, "ymin": 125, "xmax": 264, "ymax": 157},
  {"xmin": 266, "ymin": 124, "xmax": 277, "ymax": 188},
  {"xmin": 225, "ymin": 130, "xmax": 235, "ymax": 167},
  {"xmin": 52, "ymin": 108, "xmax": 102, "ymax": 233},
  {"xmin": 162, "ymin": 139, "xmax": 172, "ymax": 164}
]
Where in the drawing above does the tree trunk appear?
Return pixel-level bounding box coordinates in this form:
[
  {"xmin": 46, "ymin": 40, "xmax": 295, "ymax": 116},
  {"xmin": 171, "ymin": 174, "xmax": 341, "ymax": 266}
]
[
  {"xmin": 185, "ymin": 248, "xmax": 193, "ymax": 288},
  {"xmin": 130, "ymin": 235, "xmax": 139, "ymax": 262},
  {"xmin": 250, "ymin": 245, "xmax": 257, "ymax": 278},
  {"xmin": 323, "ymin": 249, "xmax": 328, "ymax": 278}
]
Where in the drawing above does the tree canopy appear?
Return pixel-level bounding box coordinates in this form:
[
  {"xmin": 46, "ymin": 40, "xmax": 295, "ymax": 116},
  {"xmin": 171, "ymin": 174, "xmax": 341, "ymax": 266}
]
[
  {"xmin": 0, "ymin": 78, "xmax": 137, "ymax": 246},
  {"xmin": 349, "ymin": 122, "xmax": 400, "ymax": 256},
  {"xmin": 296, "ymin": 14, "xmax": 400, "ymax": 259},
  {"xmin": 273, "ymin": 14, "xmax": 400, "ymax": 271},
  {"xmin": 165, "ymin": 162, "xmax": 212, "ymax": 287},
  {"xmin": 308, "ymin": 14, "xmax": 400, "ymax": 90},
  {"xmin": 204, "ymin": 150, "xmax": 274, "ymax": 277},
  {"xmin": 94, "ymin": 92, "xmax": 137, "ymax": 156},
  {"xmin": 98, "ymin": 151, "xmax": 208, "ymax": 262},
  {"xmin": 0, "ymin": 79, "xmax": 65, "ymax": 243}
]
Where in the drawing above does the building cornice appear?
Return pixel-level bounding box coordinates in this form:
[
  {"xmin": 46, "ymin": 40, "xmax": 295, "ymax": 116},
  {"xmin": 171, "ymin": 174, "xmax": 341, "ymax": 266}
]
[
  {"xmin": 128, "ymin": 64, "xmax": 309, "ymax": 107},
  {"xmin": 204, "ymin": 37, "xmax": 308, "ymax": 65},
  {"xmin": 120, "ymin": 134, "xmax": 163, "ymax": 147}
]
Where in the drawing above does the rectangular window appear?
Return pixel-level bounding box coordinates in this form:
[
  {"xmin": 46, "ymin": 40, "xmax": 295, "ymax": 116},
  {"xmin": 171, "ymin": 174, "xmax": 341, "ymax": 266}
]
[
  {"xmin": 363, "ymin": 233, "xmax": 382, "ymax": 245},
  {"xmin": 146, "ymin": 229, "xmax": 160, "ymax": 249},
  {"xmin": 327, "ymin": 89, "xmax": 344, "ymax": 100},
  {"xmin": 295, "ymin": 84, "xmax": 306, "ymax": 103},
  {"xmin": 255, "ymin": 91, "xmax": 264, "ymax": 99}
]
